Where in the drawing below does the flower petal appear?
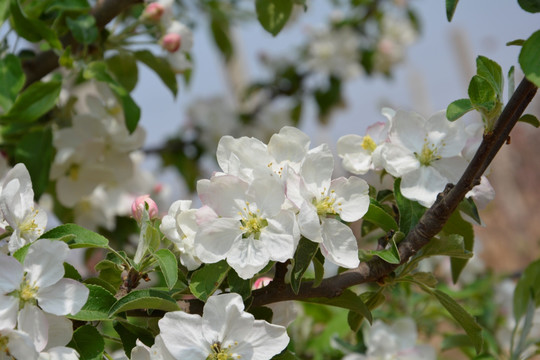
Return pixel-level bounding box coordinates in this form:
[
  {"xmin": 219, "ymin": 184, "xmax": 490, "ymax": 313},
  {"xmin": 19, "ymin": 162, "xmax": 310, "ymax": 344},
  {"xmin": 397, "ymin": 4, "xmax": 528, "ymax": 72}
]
[
  {"xmin": 24, "ymin": 240, "xmax": 68, "ymax": 288},
  {"xmin": 36, "ymin": 278, "xmax": 89, "ymax": 316},
  {"xmin": 331, "ymin": 177, "xmax": 370, "ymax": 222},
  {"xmin": 158, "ymin": 311, "xmax": 209, "ymax": 360},
  {"xmin": 18, "ymin": 304, "xmax": 49, "ymax": 352},
  {"xmin": 321, "ymin": 218, "xmax": 359, "ymax": 268}
]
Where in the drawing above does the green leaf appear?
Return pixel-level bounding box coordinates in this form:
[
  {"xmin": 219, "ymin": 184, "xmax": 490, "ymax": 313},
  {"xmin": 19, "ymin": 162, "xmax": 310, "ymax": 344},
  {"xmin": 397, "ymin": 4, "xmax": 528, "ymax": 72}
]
[
  {"xmin": 290, "ymin": 237, "xmax": 319, "ymax": 294},
  {"xmin": 427, "ymin": 288, "xmax": 483, "ymax": 353},
  {"xmin": 312, "ymin": 250, "xmax": 325, "ymax": 288},
  {"xmin": 414, "ymin": 234, "xmax": 472, "ymax": 260},
  {"xmin": 347, "ymin": 291, "xmax": 385, "ymax": 331},
  {"xmin": 66, "ymin": 14, "xmax": 98, "ymax": 44},
  {"xmin": 189, "ymin": 261, "xmax": 230, "ymax": 301},
  {"xmin": 0, "ymin": 0, "xmax": 10, "ymax": 26},
  {"xmin": 443, "ymin": 211, "xmax": 475, "ymax": 283},
  {"xmin": 84, "ymin": 277, "xmax": 117, "ymax": 295},
  {"xmin": 447, "ymin": 98, "xmax": 473, "ymax": 121},
  {"xmin": 458, "ymin": 197, "xmax": 482, "ymax": 225},
  {"xmin": 506, "ymin": 39, "xmax": 525, "ymax": 46},
  {"xmin": 410, "ymin": 271, "xmax": 438, "ymax": 288},
  {"xmin": 1, "ymin": 80, "xmax": 62, "ymax": 123},
  {"xmin": 303, "ymin": 289, "xmax": 372, "ymax": 325},
  {"xmin": 120, "ymin": 93, "xmax": 141, "ymax": 134},
  {"xmin": 10, "ymin": 0, "xmax": 62, "ymax": 49},
  {"xmin": 68, "ymin": 325, "xmax": 105, "ymax": 360},
  {"xmin": 518, "ymin": 114, "xmax": 540, "ymax": 128},
  {"xmin": 45, "ymin": 0, "xmax": 91, "ymax": 12},
  {"xmin": 476, "ymin": 56, "xmax": 503, "ymax": 98},
  {"xmin": 12, "ymin": 242, "xmax": 31, "ymax": 263},
  {"xmin": 255, "ymin": 0, "xmax": 293, "ymax": 36},
  {"xmin": 95, "ymin": 258, "xmax": 124, "ymax": 290},
  {"xmin": 518, "ymin": 0, "xmax": 540, "ymax": 12},
  {"xmin": 69, "ymin": 284, "xmax": 116, "ymax": 321},
  {"xmin": 468, "ymin": 75, "xmax": 496, "ymax": 111},
  {"xmin": 113, "ymin": 321, "xmax": 155, "ymax": 358},
  {"xmin": 106, "ymin": 52, "xmax": 138, "ymax": 92},
  {"xmin": 446, "ymin": 0, "xmax": 460, "ymax": 21},
  {"xmin": 109, "ymin": 289, "xmax": 180, "ymax": 316},
  {"xmin": 272, "ymin": 349, "xmax": 301, "ymax": 360},
  {"xmin": 41, "ymin": 223, "xmax": 109, "ymax": 248},
  {"xmin": 134, "ymin": 50, "xmax": 178, "ymax": 96},
  {"xmin": 63, "ymin": 262, "xmax": 82, "ymax": 281},
  {"xmin": 513, "ymin": 259, "xmax": 540, "ymax": 321},
  {"xmin": 442, "ymin": 334, "xmax": 475, "ymax": 350},
  {"xmin": 210, "ymin": 17, "xmax": 233, "ymax": 61},
  {"xmin": 0, "ymin": 54, "xmax": 25, "ymax": 111},
  {"xmin": 363, "ymin": 199, "xmax": 398, "ymax": 232},
  {"xmin": 394, "ymin": 178, "xmax": 426, "ymax": 234},
  {"xmin": 519, "ymin": 30, "xmax": 540, "ymax": 88},
  {"xmin": 153, "ymin": 248, "xmax": 178, "ymax": 290},
  {"xmin": 14, "ymin": 127, "xmax": 53, "ymax": 199},
  {"xmin": 228, "ymin": 268, "xmax": 252, "ymax": 300},
  {"xmin": 508, "ymin": 66, "xmax": 515, "ymax": 98}
]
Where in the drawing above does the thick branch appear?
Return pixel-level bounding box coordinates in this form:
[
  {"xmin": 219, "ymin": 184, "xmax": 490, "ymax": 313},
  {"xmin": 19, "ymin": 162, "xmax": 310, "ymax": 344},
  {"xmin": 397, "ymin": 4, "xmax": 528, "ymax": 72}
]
[
  {"xmin": 21, "ymin": 0, "xmax": 142, "ymax": 88},
  {"xmin": 250, "ymin": 77, "xmax": 538, "ymax": 308}
]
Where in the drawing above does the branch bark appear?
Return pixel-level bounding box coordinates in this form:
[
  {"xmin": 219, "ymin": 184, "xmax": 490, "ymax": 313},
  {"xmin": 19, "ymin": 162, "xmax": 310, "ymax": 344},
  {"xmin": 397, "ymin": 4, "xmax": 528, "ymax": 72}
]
[
  {"xmin": 21, "ymin": 0, "xmax": 142, "ymax": 88},
  {"xmin": 249, "ymin": 77, "xmax": 538, "ymax": 308}
]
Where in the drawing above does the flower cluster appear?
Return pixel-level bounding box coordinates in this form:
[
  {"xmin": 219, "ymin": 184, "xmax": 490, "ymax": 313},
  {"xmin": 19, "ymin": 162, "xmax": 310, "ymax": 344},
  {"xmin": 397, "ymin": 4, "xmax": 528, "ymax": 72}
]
[{"xmin": 161, "ymin": 126, "xmax": 370, "ymax": 278}]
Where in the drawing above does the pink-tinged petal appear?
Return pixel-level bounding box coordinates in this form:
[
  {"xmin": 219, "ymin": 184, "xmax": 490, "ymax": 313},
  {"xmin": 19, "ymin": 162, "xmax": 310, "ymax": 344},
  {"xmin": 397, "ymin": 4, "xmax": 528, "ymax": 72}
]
[
  {"xmin": 158, "ymin": 311, "xmax": 209, "ymax": 360},
  {"xmin": 378, "ymin": 143, "xmax": 419, "ymax": 177},
  {"xmin": 321, "ymin": 218, "xmax": 359, "ymax": 268},
  {"xmin": 366, "ymin": 120, "xmax": 389, "ymax": 144},
  {"xmin": 301, "ymin": 144, "xmax": 334, "ymax": 192},
  {"xmin": 43, "ymin": 313, "xmax": 73, "ymax": 349},
  {"xmin": 331, "ymin": 177, "xmax": 370, "ymax": 222},
  {"xmin": 202, "ymin": 294, "xmax": 253, "ymax": 346},
  {"xmin": 235, "ymin": 320, "xmax": 289, "ymax": 360},
  {"xmin": 197, "ymin": 175, "xmax": 248, "ymax": 218},
  {"xmin": 227, "ymin": 236, "xmax": 270, "ymax": 279},
  {"xmin": 389, "ymin": 110, "xmax": 426, "ymax": 153},
  {"xmin": 194, "ymin": 218, "xmax": 242, "ymax": 263},
  {"xmin": 18, "ymin": 304, "xmax": 48, "ymax": 352},
  {"xmin": 0, "ymin": 253, "xmax": 23, "ymax": 292},
  {"xmin": 36, "ymin": 279, "xmax": 89, "ymax": 316},
  {"xmin": 4, "ymin": 328, "xmax": 39, "ymax": 360},
  {"xmin": 0, "ymin": 294, "xmax": 19, "ymax": 329},
  {"xmin": 400, "ymin": 166, "xmax": 447, "ymax": 208},
  {"xmin": 24, "ymin": 240, "xmax": 68, "ymax": 288}
]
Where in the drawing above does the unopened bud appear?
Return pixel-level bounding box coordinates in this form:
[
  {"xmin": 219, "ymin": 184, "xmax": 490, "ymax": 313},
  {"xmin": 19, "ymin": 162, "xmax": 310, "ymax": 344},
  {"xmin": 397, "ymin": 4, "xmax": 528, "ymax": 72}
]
[
  {"xmin": 142, "ymin": 2, "xmax": 165, "ymax": 21},
  {"xmin": 132, "ymin": 195, "xmax": 159, "ymax": 222},
  {"xmin": 253, "ymin": 277, "xmax": 273, "ymax": 290},
  {"xmin": 162, "ymin": 33, "xmax": 181, "ymax": 52}
]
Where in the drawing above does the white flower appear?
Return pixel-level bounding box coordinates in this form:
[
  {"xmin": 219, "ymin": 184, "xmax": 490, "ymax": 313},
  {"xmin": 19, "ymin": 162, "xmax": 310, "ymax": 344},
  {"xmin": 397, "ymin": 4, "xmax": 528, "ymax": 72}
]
[
  {"xmin": 162, "ymin": 21, "xmax": 193, "ymax": 73},
  {"xmin": 159, "ymin": 293, "xmax": 290, "ymax": 360},
  {"xmin": 160, "ymin": 200, "xmax": 202, "ymax": 271},
  {"xmin": 337, "ymin": 109, "xmax": 393, "ymax": 175},
  {"xmin": 0, "ymin": 239, "xmax": 89, "ymax": 351},
  {"xmin": 376, "ymin": 109, "xmax": 468, "ymax": 207},
  {"xmin": 195, "ymin": 174, "xmax": 299, "ymax": 279},
  {"xmin": 286, "ymin": 144, "xmax": 370, "ymax": 268},
  {"xmin": 0, "ymin": 325, "xmax": 39, "ymax": 360},
  {"xmin": 343, "ymin": 318, "xmax": 436, "ymax": 360},
  {"xmin": 374, "ymin": 15, "xmax": 418, "ymax": 73},
  {"xmin": 129, "ymin": 336, "xmax": 174, "ymax": 360},
  {"xmin": 306, "ymin": 26, "xmax": 362, "ymax": 80},
  {"xmin": 0, "ymin": 163, "xmax": 47, "ymax": 253}
]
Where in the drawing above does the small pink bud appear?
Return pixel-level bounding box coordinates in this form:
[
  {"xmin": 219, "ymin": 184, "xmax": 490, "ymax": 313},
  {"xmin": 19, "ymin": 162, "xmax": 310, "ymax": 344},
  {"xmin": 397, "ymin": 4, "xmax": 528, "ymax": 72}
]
[
  {"xmin": 143, "ymin": 3, "xmax": 165, "ymax": 21},
  {"xmin": 253, "ymin": 277, "xmax": 273, "ymax": 290},
  {"xmin": 162, "ymin": 33, "xmax": 181, "ymax": 52},
  {"xmin": 132, "ymin": 195, "xmax": 159, "ymax": 222}
]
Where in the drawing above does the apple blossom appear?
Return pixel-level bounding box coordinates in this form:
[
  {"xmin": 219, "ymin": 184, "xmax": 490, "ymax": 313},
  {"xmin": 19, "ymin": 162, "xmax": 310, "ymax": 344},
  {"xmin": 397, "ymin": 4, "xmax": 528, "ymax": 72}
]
[
  {"xmin": 195, "ymin": 174, "xmax": 299, "ymax": 279},
  {"xmin": 131, "ymin": 195, "xmax": 159, "ymax": 222},
  {"xmin": 0, "ymin": 239, "xmax": 89, "ymax": 351},
  {"xmin": 158, "ymin": 293, "xmax": 290, "ymax": 360},
  {"xmin": 0, "ymin": 163, "xmax": 47, "ymax": 253},
  {"xmin": 125, "ymin": 336, "xmax": 174, "ymax": 360},
  {"xmin": 162, "ymin": 21, "xmax": 193, "ymax": 72},
  {"xmin": 0, "ymin": 325, "xmax": 38, "ymax": 360}
]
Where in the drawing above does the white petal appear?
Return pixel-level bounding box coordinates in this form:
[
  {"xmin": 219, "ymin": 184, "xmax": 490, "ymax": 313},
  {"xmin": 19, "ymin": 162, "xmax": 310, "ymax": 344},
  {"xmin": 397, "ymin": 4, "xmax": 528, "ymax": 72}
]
[
  {"xmin": 227, "ymin": 236, "xmax": 270, "ymax": 279},
  {"xmin": 378, "ymin": 143, "xmax": 419, "ymax": 177},
  {"xmin": 247, "ymin": 177, "xmax": 284, "ymax": 217},
  {"xmin": 0, "ymin": 294, "xmax": 19, "ymax": 329},
  {"xmin": 202, "ymin": 294, "xmax": 253, "ymax": 346},
  {"xmin": 24, "ymin": 240, "xmax": 68, "ymax": 288},
  {"xmin": 4, "ymin": 328, "xmax": 39, "ymax": 360},
  {"xmin": 297, "ymin": 202, "xmax": 323, "ymax": 243},
  {"xmin": 39, "ymin": 346, "xmax": 79, "ymax": 360},
  {"xmin": 37, "ymin": 279, "xmax": 89, "ymax": 316},
  {"xmin": 18, "ymin": 304, "xmax": 49, "ymax": 352},
  {"xmin": 268, "ymin": 126, "xmax": 310, "ymax": 167},
  {"xmin": 426, "ymin": 111, "xmax": 466, "ymax": 157},
  {"xmin": 263, "ymin": 211, "xmax": 298, "ymax": 262},
  {"xmin": 321, "ymin": 218, "xmax": 359, "ymax": 268},
  {"xmin": 0, "ymin": 253, "xmax": 23, "ymax": 292},
  {"xmin": 197, "ymin": 175, "xmax": 248, "ymax": 218},
  {"xmin": 431, "ymin": 156, "xmax": 468, "ymax": 184},
  {"xmin": 301, "ymin": 144, "xmax": 334, "ymax": 192},
  {"xmin": 235, "ymin": 320, "xmax": 290, "ymax": 360},
  {"xmin": 331, "ymin": 177, "xmax": 370, "ymax": 222},
  {"xmin": 400, "ymin": 166, "xmax": 447, "ymax": 207},
  {"xmin": 194, "ymin": 218, "xmax": 242, "ymax": 263},
  {"xmin": 42, "ymin": 313, "xmax": 73, "ymax": 349},
  {"xmin": 389, "ymin": 110, "xmax": 426, "ymax": 153},
  {"xmin": 158, "ymin": 311, "xmax": 209, "ymax": 359}
]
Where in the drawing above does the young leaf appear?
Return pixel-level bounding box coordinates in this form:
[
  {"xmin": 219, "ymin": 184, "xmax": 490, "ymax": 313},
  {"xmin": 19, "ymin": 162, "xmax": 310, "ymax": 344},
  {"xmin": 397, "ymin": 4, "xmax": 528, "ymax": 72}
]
[
  {"xmin": 458, "ymin": 197, "xmax": 482, "ymax": 225},
  {"xmin": 108, "ymin": 289, "xmax": 180, "ymax": 316},
  {"xmin": 10, "ymin": 0, "xmax": 62, "ymax": 49},
  {"xmin": 513, "ymin": 259, "xmax": 540, "ymax": 322},
  {"xmin": 519, "ymin": 30, "xmax": 540, "ymax": 88},
  {"xmin": 69, "ymin": 284, "xmax": 117, "ymax": 321},
  {"xmin": 447, "ymin": 98, "xmax": 473, "ymax": 121},
  {"xmin": 468, "ymin": 75, "xmax": 496, "ymax": 111},
  {"xmin": 14, "ymin": 127, "xmax": 53, "ymax": 199},
  {"xmin": 106, "ymin": 52, "xmax": 139, "ymax": 92},
  {"xmin": 210, "ymin": 17, "xmax": 233, "ymax": 61},
  {"xmin": 41, "ymin": 223, "xmax": 109, "ymax": 248},
  {"xmin": 312, "ymin": 250, "xmax": 325, "ymax": 288},
  {"xmin": 415, "ymin": 234, "xmax": 472, "ymax": 260},
  {"xmin": 394, "ymin": 178, "xmax": 426, "ymax": 234},
  {"xmin": 66, "ymin": 14, "xmax": 98, "ymax": 45},
  {"xmin": 68, "ymin": 325, "xmax": 105, "ymax": 360},
  {"xmin": 189, "ymin": 260, "xmax": 230, "ymax": 301},
  {"xmin": 363, "ymin": 199, "xmax": 399, "ymax": 232},
  {"xmin": 508, "ymin": 66, "xmax": 515, "ymax": 98},
  {"xmin": 443, "ymin": 210, "xmax": 475, "ymax": 283},
  {"xmin": 153, "ymin": 248, "xmax": 178, "ymax": 290},
  {"xmin": 371, "ymin": 237, "xmax": 400, "ymax": 264},
  {"xmin": 1, "ymin": 80, "xmax": 62, "ymax": 123},
  {"xmin": 446, "ymin": 0, "xmax": 460, "ymax": 21},
  {"xmin": 63, "ymin": 262, "xmax": 82, "ymax": 281},
  {"xmin": 0, "ymin": 54, "xmax": 25, "ymax": 111},
  {"xmin": 255, "ymin": 0, "xmax": 293, "ymax": 36},
  {"xmin": 290, "ymin": 237, "xmax": 319, "ymax": 294},
  {"xmin": 518, "ymin": 114, "xmax": 540, "ymax": 128},
  {"xmin": 134, "ymin": 50, "xmax": 178, "ymax": 96},
  {"xmin": 303, "ymin": 289, "xmax": 372, "ymax": 324},
  {"xmin": 476, "ymin": 56, "xmax": 503, "ymax": 98}
]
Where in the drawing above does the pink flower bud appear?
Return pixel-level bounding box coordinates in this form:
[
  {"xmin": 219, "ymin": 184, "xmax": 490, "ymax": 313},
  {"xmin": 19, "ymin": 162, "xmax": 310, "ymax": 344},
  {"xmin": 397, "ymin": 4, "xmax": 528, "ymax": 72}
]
[
  {"xmin": 132, "ymin": 195, "xmax": 159, "ymax": 222},
  {"xmin": 143, "ymin": 2, "xmax": 165, "ymax": 21},
  {"xmin": 253, "ymin": 277, "xmax": 273, "ymax": 290},
  {"xmin": 162, "ymin": 33, "xmax": 181, "ymax": 52}
]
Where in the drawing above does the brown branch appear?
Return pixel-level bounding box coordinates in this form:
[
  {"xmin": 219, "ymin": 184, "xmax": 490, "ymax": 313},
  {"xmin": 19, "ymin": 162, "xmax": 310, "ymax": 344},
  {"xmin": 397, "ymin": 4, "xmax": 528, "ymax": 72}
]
[
  {"xmin": 249, "ymin": 77, "xmax": 538, "ymax": 308},
  {"xmin": 21, "ymin": 0, "xmax": 143, "ymax": 88}
]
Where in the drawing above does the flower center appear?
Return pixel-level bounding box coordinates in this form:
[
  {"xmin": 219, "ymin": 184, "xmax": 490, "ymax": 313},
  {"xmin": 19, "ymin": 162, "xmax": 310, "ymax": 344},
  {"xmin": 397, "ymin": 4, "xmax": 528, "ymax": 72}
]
[
  {"xmin": 416, "ymin": 142, "xmax": 441, "ymax": 166},
  {"xmin": 313, "ymin": 189, "xmax": 342, "ymax": 217},
  {"xmin": 68, "ymin": 164, "xmax": 80, "ymax": 181},
  {"xmin": 18, "ymin": 209, "xmax": 39, "ymax": 236},
  {"xmin": 361, "ymin": 135, "xmax": 377, "ymax": 153},
  {"xmin": 18, "ymin": 277, "xmax": 38, "ymax": 305},
  {"xmin": 207, "ymin": 342, "xmax": 240, "ymax": 360},
  {"xmin": 239, "ymin": 203, "xmax": 268, "ymax": 240},
  {"xmin": 0, "ymin": 334, "xmax": 10, "ymax": 354}
]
